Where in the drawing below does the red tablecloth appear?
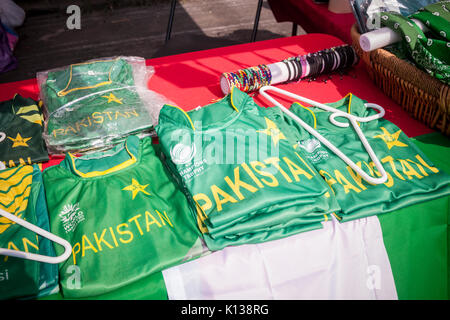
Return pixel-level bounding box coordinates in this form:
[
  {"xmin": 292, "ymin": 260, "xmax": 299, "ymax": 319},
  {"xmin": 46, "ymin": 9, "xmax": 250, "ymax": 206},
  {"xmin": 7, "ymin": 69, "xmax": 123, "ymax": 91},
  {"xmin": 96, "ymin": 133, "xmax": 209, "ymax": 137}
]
[
  {"xmin": 268, "ymin": 0, "xmax": 356, "ymax": 44},
  {"xmin": 0, "ymin": 33, "xmax": 432, "ymax": 169}
]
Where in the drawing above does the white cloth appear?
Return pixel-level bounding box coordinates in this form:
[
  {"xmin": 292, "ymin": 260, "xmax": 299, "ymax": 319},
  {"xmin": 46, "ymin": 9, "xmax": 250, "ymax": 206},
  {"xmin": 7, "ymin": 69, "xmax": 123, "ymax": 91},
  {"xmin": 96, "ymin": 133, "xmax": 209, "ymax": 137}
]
[{"xmin": 162, "ymin": 216, "xmax": 398, "ymax": 300}]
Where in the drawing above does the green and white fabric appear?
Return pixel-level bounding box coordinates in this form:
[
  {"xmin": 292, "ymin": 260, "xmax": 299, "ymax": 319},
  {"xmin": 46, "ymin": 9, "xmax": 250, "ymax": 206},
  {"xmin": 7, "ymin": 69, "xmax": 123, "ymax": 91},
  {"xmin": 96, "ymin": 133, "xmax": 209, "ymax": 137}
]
[
  {"xmin": 156, "ymin": 87, "xmax": 340, "ymax": 251},
  {"xmin": 380, "ymin": 1, "xmax": 450, "ymax": 84},
  {"xmin": 163, "ymin": 215, "xmax": 398, "ymax": 300},
  {"xmin": 42, "ymin": 135, "xmax": 206, "ymax": 298},
  {"xmin": 38, "ymin": 57, "xmax": 164, "ymax": 154},
  {"xmin": 0, "ymin": 94, "xmax": 48, "ymax": 167},
  {"xmin": 285, "ymin": 94, "xmax": 450, "ymax": 221},
  {"xmin": 0, "ymin": 165, "xmax": 59, "ymax": 300}
]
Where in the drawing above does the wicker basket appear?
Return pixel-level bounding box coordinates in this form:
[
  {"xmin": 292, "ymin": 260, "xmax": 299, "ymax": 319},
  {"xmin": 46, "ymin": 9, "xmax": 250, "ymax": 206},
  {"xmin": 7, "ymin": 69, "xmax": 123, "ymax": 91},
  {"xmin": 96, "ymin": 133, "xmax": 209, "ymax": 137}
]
[{"xmin": 350, "ymin": 24, "xmax": 450, "ymax": 136}]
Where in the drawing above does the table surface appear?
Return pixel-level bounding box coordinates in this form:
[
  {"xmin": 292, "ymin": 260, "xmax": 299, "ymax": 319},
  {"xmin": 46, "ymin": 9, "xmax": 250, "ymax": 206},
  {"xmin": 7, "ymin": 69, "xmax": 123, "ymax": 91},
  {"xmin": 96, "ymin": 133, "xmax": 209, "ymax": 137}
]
[
  {"xmin": 0, "ymin": 33, "xmax": 432, "ymax": 132},
  {"xmin": 268, "ymin": 0, "xmax": 356, "ymax": 44}
]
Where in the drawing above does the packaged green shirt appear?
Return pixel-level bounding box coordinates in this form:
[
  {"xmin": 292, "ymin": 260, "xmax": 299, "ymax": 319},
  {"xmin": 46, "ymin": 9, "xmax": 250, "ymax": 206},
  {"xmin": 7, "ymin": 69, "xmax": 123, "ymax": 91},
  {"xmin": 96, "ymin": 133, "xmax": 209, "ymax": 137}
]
[
  {"xmin": 42, "ymin": 135, "xmax": 206, "ymax": 298},
  {"xmin": 0, "ymin": 165, "xmax": 59, "ymax": 300},
  {"xmin": 38, "ymin": 57, "xmax": 159, "ymax": 154},
  {"xmin": 0, "ymin": 94, "xmax": 49, "ymax": 167},
  {"xmin": 156, "ymin": 88, "xmax": 340, "ymax": 251},
  {"xmin": 286, "ymin": 93, "xmax": 450, "ymax": 221}
]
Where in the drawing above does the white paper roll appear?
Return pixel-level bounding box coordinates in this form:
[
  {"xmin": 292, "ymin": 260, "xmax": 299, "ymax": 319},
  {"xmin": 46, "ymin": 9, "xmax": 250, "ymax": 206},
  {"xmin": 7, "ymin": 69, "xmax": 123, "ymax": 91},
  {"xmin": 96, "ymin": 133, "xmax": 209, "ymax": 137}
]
[{"xmin": 359, "ymin": 19, "xmax": 428, "ymax": 52}]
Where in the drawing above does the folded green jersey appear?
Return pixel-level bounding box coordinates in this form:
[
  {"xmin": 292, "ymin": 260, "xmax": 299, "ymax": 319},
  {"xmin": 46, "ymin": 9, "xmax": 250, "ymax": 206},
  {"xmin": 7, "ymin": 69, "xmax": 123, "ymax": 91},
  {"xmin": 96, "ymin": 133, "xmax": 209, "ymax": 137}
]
[
  {"xmin": 38, "ymin": 57, "xmax": 160, "ymax": 154},
  {"xmin": 42, "ymin": 136, "xmax": 206, "ymax": 298},
  {"xmin": 156, "ymin": 88, "xmax": 340, "ymax": 251},
  {"xmin": 286, "ymin": 93, "xmax": 450, "ymax": 221},
  {"xmin": 0, "ymin": 165, "xmax": 59, "ymax": 300}
]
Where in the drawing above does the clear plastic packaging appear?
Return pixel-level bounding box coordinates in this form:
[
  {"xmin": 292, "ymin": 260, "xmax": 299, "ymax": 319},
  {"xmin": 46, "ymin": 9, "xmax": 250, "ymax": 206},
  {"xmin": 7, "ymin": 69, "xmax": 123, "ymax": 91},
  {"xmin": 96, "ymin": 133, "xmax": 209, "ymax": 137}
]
[{"xmin": 37, "ymin": 56, "xmax": 168, "ymax": 155}]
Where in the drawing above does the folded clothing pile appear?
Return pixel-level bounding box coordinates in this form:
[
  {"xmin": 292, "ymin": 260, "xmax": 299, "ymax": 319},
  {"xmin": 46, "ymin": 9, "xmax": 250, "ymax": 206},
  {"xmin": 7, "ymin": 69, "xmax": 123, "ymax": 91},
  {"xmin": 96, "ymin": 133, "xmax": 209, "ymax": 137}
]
[
  {"xmin": 42, "ymin": 136, "xmax": 207, "ymax": 298},
  {"xmin": 156, "ymin": 88, "xmax": 341, "ymax": 251}
]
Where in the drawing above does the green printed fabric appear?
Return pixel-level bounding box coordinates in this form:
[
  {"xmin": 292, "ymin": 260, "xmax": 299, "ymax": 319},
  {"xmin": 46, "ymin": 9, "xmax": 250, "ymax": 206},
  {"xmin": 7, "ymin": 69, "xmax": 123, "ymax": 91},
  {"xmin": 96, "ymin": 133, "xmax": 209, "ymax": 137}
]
[
  {"xmin": 156, "ymin": 87, "xmax": 340, "ymax": 251},
  {"xmin": 286, "ymin": 94, "xmax": 450, "ymax": 222},
  {"xmin": 379, "ymin": 132, "xmax": 450, "ymax": 300},
  {"xmin": 40, "ymin": 57, "xmax": 154, "ymax": 154},
  {"xmin": 42, "ymin": 135, "xmax": 206, "ymax": 298},
  {"xmin": 0, "ymin": 94, "xmax": 49, "ymax": 167},
  {"xmin": 380, "ymin": 1, "xmax": 450, "ymax": 84},
  {"xmin": 0, "ymin": 165, "xmax": 59, "ymax": 300}
]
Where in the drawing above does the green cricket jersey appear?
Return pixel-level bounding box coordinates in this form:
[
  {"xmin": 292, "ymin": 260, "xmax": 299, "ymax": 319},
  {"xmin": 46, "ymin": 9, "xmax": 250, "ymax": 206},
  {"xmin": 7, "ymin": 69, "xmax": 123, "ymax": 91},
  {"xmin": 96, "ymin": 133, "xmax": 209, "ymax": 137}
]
[
  {"xmin": 0, "ymin": 165, "xmax": 59, "ymax": 300},
  {"xmin": 156, "ymin": 87, "xmax": 340, "ymax": 251},
  {"xmin": 0, "ymin": 94, "xmax": 49, "ymax": 167},
  {"xmin": 40, "ymin": 57, "xmax": 155, "ymax": 154},
  {"xmin": 42, "ymin": 135, "xmax": 206, "ymax": 298},
  {"xmin": 286, "ymin": 93, "xmax": 450, "ymax": 221}
]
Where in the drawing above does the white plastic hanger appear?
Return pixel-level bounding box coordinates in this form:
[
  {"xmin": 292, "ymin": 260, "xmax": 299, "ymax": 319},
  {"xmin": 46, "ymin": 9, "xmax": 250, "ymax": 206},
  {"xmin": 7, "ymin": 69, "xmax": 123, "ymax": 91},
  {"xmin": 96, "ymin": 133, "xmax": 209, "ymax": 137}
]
[
  {"xmin": 0, "ymin": 207, "xmax": 72, "ymax": 264},
  {"xmin": 258, "ymin": 86, "xmax": 388, "ymax": 185}
]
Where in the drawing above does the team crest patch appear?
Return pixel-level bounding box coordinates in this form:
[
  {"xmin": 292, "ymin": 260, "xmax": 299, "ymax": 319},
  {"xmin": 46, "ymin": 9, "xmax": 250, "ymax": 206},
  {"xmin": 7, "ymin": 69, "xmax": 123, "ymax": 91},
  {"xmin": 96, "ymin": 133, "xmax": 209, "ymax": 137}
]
[
  {"xmin": 59, "ymin": 203, "xmax": 85, "ymax": 233},
  {"xmin": 171, "ymin": 143, "xmax": 196, "ymax": 165}
]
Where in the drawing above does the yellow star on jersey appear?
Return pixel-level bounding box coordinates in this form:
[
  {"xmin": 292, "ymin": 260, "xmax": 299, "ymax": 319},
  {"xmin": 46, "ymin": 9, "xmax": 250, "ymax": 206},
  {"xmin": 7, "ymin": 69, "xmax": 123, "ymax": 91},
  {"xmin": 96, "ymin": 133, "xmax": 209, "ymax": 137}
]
[
  {"xmin": 374, "ymin": 127, "xmax": 408, "ymax": 150},
  {"xmin": 101, "ymin": 93, "xmax": 123, "ymax": 104},
  {"xmin": 257, "ymin": 117, "xmax": 287, "ymax": 146},
  {"xmin": 122, "ymin": 178, "xmax": 151, "ymax": 200},
  {"xmin": 8, "ymin": 133, "xmax": 32, "ymax": 148}
]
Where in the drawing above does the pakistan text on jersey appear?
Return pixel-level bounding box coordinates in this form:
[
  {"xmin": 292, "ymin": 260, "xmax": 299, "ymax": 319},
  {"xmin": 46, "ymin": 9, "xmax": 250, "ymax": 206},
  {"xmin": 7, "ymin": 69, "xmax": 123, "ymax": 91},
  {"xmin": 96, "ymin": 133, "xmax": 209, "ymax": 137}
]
[
  {"xmin": 50, "ymin": 109, "xmax": 140, "ymax": 137},
  {"xmin": 193, "ymin": 152, "xmax": 317, "ymax": 214},
  {"xmin": 70, "ymin": 210, "xmax": 174, "ymax": 265},
  {"xmin": 192, "ymin": 152, "xmax": 440, "ymax": 216}
]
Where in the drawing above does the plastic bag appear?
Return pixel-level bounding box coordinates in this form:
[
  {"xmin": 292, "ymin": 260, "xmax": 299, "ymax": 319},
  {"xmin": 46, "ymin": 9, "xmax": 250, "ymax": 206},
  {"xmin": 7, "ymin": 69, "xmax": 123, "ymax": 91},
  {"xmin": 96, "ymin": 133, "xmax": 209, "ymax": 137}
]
[
  {"xmin": 0, "ymin": 0, "xmax": 25, "ymax": 29},
  {"xmin": 37, "ymin": 56, "xmax": 169, "ymax": 155},
  {"xmin": 0, "ymin": 22, "xmax": 16, "ymax": 73}
]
